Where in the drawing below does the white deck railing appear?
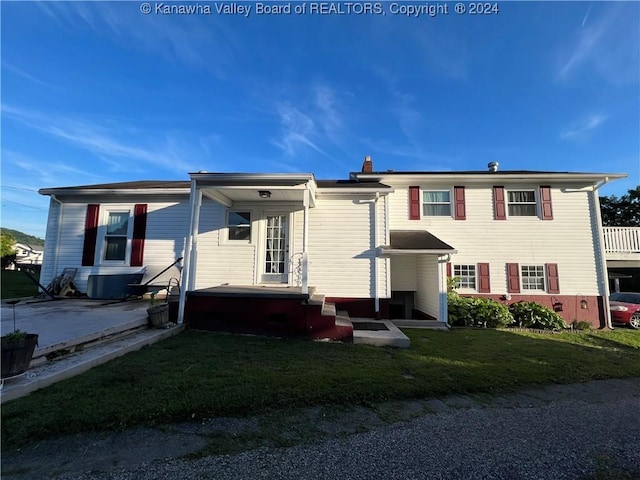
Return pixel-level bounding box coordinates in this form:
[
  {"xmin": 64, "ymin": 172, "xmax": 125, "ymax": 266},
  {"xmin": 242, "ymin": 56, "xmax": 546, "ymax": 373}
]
[{"xmin": 603, "ymin": 227, "xmax": 640, "ymax": 253}]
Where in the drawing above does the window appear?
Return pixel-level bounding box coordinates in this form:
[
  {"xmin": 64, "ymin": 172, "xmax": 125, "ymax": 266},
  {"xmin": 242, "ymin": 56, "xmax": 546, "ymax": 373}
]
[
  {"xmin": 521, "ymin": 265, "xmax": 545, "ymax": 291},
  {"xmin": 454, "ymin": 264, "xmax": 476, "ymax": 289},
  {"xmin": 423, "ymin": 190, "xmax": 451, "ymax": 216},
  {"xmin": 104, "ymin": 211, "xmax": 129, "ymax": 261},
  {"xmin": 507, "ymin": 190, "xmax": 537, "ymax": 216},
  {"xmin": 228, "ymin": 211, "xmax": 251, "ymax": 241}
]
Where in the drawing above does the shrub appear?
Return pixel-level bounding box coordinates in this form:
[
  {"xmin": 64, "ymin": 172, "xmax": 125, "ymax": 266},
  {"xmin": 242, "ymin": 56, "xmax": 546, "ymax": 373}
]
[
  {"xmin": 509, "ymin": 301, "xmax": 568, "ymax": 330},
  {"xmin": 447, "ymin": 292, "xmax": 514, "ymax": 328},
  {"xmin": 572, "ymin": 320, "xmax": 593, "ymax": 331}
]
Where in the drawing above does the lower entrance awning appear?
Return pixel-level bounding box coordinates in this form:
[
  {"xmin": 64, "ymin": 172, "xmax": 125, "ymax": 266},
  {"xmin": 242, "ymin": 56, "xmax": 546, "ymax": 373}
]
[{"xmin": 380, "ymin": 230, "xmax": 457, "ymax": 255}]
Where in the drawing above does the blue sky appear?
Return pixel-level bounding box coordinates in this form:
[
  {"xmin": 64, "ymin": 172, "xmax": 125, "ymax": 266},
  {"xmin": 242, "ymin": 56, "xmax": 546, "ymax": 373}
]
[{"xmin": 1, "ymin": 1, "xmax": 639, "ymax": 238}]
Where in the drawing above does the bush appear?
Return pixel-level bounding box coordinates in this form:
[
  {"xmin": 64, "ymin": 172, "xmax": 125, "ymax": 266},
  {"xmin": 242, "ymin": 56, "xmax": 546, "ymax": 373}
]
[
  {"xmin": 572, "ymin": 320, "xmax": 593, "ymax": 331},
  {"xmin": 509, "ymin": 301, "xmax": 568, "ymax": 330},
  {"xmin": 447, "ymin": 292, "xmax": 514, "ymax": 328}
]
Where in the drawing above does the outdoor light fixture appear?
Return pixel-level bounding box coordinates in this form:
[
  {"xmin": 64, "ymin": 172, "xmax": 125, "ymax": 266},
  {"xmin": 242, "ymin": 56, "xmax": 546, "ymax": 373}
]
[
  {"xmin": 259, "ymin": 190, "xmax": 272, "ymax": 199},
  {"xmin": 580, "ymin": 299, "xmax": 588, "ymax": 310}
]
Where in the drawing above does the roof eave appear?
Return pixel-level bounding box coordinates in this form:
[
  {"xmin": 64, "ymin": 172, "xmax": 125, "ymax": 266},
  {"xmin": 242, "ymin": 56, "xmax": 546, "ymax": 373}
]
[{"xmin": 39, "ymin": 188, "xmax": 191, "ymax": 196}]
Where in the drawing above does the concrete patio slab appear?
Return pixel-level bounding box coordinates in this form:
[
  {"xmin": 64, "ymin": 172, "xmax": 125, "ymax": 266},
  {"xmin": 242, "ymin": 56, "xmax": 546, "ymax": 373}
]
[
  {"xmin": 1, "ymin": 298, "xmax": 184, "ymax": 403},
  {"xmin": 351, "ymin": 318, "xmax": 411, "ymax": 348}
]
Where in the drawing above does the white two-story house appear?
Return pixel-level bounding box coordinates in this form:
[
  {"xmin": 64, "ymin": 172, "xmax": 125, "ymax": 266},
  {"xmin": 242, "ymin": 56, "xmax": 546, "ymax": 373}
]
[{"xmin": 38, "ymin": 157, "xmax": 625, "ymax": 338}]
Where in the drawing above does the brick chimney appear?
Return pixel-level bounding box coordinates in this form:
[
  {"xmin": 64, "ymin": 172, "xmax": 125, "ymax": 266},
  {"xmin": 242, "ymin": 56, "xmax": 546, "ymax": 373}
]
[{"xmin": 361, "ymin": 155, "xmax": 373, "ymax": 173}]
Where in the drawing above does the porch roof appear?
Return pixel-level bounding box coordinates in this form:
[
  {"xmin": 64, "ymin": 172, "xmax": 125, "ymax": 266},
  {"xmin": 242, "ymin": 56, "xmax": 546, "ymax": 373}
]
[
  {"xmin": 381, "ymin": 230, "xmax": 457, "ymax": 255},
  {"xmin": 190, "ymin": 173, "xmax": 316, "ymax": 207}
]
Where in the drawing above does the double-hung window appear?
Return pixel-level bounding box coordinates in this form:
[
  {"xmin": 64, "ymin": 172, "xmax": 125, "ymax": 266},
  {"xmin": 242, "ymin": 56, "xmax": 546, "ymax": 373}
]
[
  {"xmin": 521, "ymin": 265, "xmax": 545, "ymax": 291},
  {"xmin": 423, "ymin": 190, "xmax": 451, "ymax": 216},
  {"xmin": 507, "ymin": 190, "xmax": 537, "ymax": 216},
  {"xmin": 104, "ymin": 211, "xmax": 130, "ymax": 261},
  {"xmin": 454, "ymin": 264, "xmax": 476, "ymax": 290},
  {"xmin": 228, "ymin": 211, "xmax": 251, "ymax": 241}
]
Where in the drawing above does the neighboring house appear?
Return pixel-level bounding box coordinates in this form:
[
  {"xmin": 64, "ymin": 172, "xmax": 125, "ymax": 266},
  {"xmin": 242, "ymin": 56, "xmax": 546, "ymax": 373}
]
[
  {"xmin": 38, "ymin": 158, "xmax": 626, "ymax": 338},
  {"xmin": 6, "ymin": 242, "xmax": 44, "ymax": 270}
]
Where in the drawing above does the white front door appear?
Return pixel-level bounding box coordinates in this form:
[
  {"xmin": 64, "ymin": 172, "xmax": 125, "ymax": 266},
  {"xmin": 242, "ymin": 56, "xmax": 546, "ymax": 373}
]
[{"xmin": 262, "ymin": 214, "xmax": 288, "ymax": 283}]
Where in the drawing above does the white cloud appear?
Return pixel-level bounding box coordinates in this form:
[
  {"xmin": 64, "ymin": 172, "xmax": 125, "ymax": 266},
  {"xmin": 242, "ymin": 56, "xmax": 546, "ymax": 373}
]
[
  {"xmin": 560, "ymin": 114, "xmax": 607, "ymax": 139},
  {"xmin": 557, "ymin": 3, "xmax": 639, "ymax": 85},
  {"xmin": 2, "ymin": 105, "xmax": 200, "ymax": 174}
]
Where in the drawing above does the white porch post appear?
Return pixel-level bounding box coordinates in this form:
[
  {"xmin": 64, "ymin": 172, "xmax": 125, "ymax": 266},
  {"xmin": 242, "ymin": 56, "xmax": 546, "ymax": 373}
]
[
  {"xmin": 178, "ymin": 180, "xmax": 201, "ymax": 325},
  {"xmin": 438, "ymin": 256, "xmax": 449, "ymax": 323},
  {"xmin": 188, "ymin": 189, "xmax": 203, "ymax": 290},
  {"xmin": 373, "ymin": 193, "xmax": 380, "ymax": 316},
  {"xmin": 301, "ymin": 184, "xmax": 309, "ymax": 295}
]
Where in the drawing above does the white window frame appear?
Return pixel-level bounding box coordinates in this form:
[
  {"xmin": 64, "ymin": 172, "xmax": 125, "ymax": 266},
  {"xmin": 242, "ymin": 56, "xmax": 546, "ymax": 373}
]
[
  {"xmin": 507, "ymin": 189, "xmax": 538, "ymax": 217},
  {"xmin": 99, "ymin": 208, "xmax": 133, "ymax": 265},
  {"xmin": 224, "ymin": 210, "xmax": 253, "ymax": 244},
  {"xmin": 453, "ymin": 264, "xmax": 477, "ymax": 291},
  {"xmin": 521, "ymin": 264, "xmax": 546, "ymax": 291},
  {"xmin": 422, "ymin": 189, "xmax": 452, "ymax": 217}
]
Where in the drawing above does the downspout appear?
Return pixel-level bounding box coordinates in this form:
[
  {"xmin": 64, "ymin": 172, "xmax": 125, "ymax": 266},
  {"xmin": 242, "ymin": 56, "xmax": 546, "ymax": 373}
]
[
  {"xmin": 178, "ymin": 179, "xmax": 198, "ymax": 325},
  {"xmin": 592, "ymin": 177, "xmax": 613, "ymax": 329},
  {"xmin": 49, "ymin": 195, "xmax": 64, "ymax": 286},
  {"xmin": 373, "ymin": 192, "xmax": 379, "ymax": 318}
]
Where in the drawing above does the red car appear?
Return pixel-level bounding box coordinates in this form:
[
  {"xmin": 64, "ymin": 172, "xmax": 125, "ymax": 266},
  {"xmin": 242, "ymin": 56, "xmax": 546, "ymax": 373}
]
[{"xmin": 610, "ymin": 292, "xmax": 640, "ymax": 329}]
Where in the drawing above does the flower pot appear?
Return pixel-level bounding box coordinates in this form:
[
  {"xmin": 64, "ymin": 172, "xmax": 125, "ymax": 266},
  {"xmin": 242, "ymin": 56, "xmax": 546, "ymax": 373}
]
[
  {"xmin": 1, "ymin": 333, "xmax": 39, "ymax": 379},
  {"xmin": 147, "ymin": 304, "xmax": 170, "ymax": 328}
]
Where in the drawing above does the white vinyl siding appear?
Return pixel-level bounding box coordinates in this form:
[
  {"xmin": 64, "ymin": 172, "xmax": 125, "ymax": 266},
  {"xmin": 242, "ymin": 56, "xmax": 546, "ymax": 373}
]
[
  {"xmin": 415, "ymin": 255, "xmax": 439, "ymax": 319},
  {"xmin": 39, "ymin": 196, "xmax": 190, "ymax": 293},
  {"xmin": 195, "ymin": 199, "xmax": 255, "ymax": 288},
  {"xmin": 308, "ymin": 195, "xmax": 380, "ymax": 298},
  {"xmin": 391, "ymin": 255, "xmax": 417, "ymax": 291},
  {"xmin": 385, "ymin": 183, "xmax": 602, "ymax": 295}
]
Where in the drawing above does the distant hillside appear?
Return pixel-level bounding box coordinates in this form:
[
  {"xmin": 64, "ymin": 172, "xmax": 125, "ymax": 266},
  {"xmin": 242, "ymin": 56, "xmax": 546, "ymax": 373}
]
[{"xmin": 0, "ymin": 228, "xmax": 45, "ymax": 248}]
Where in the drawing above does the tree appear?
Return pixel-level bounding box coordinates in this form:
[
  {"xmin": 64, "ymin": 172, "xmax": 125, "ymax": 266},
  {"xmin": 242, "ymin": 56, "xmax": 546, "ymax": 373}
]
[
  {"xmin": 600, "ymin": 186, "xmax": 640, "ymax": 227},
  {"xmin": 1, "ymin": 232, "xmax": 16, "ymax": 258},
  {"xmin": 1, "ymin": 232, "xmax": 17, "ymax": 269}
]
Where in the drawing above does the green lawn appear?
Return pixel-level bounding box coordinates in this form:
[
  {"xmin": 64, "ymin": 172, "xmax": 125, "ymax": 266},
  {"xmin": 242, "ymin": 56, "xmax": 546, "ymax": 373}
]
[
  {"xmin": 1, "ymin": 270, "xmax": 39, "ymax": 299},
  {"xmin": 2, "ymin": 328, "xmax": 640, "ymax": 450}
]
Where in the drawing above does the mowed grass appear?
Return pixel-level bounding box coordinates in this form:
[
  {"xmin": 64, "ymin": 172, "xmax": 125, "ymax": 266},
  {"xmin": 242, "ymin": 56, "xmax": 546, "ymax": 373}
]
[
  {"xmin": 3, "ymin": 328, "xmax": 640, "ymax": 450},
  {"xmin": 1, "ymin": 270, "xmax": 39, "ymax": 299}
]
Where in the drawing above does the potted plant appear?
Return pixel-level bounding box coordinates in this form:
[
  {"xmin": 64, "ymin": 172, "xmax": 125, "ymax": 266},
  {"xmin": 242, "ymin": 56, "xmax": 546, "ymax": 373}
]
[
  {"xmin": 1, "ymin": 300, "xmax": 38, "ymax": 379},
  {"xmin": 147, "ymin": 292, "xmax": 169, "ymax": 328}
]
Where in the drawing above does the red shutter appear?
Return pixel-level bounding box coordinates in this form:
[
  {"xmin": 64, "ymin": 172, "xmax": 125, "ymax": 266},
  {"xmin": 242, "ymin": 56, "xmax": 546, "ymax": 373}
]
[
  {"xmin": 506, "ymin": 263, "xmax": 520, "ymax": 293},
  {"xmin": 131, "ymin": 204, "xmax": 148, "ymax": 267},
  {"xmin": 477, "ymin": 263, "xmax": 491, "ymax": 293},
  {"xmin": 540, "ymin": 186, "xmax": 553, "ymax": 220},
  {"xmin": 81, "ymin": 204, "xmax": 100, "ymax": 266},
  {"xmin": 546, "ymin": 263, "xmax": 560, "ymax": 294},
  {"xmin": 446, "ymin": 262, "xmax": 452, "ymax": 278},
  {"xmin": 454, "ymin": 186, "xmax": 466, "ymax": 220},
  {"xmin": 409, "ymin": 186, "xmax": 420, "ymax": 220},
  {"xmin": 493, "ymin": 186, "xmax": 506, "ymax": 220}
]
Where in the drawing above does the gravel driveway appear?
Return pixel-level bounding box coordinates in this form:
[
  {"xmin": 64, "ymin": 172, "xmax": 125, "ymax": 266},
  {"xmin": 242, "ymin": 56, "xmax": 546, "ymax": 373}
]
[{"xmin": 3, "ymin": 377, "xmax": 639, "ymax": 479}]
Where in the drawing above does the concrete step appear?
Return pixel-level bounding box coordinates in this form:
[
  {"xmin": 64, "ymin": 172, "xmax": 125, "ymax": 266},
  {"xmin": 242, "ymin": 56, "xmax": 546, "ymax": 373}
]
[
  {"xmin": 308, "ymin": 293, "xmax": 325, "ymax": 306},
  {"xmin": 390, "ymin": 319, "xmax": 450, "ymax": 330},
  {"xmin": 335, "ymin": 310, "xmax": 352, "ymax": 328},
  {"xmin": 1, "ymin": 324, "xmax": 185, "ymax": 404},
  {"xmin": 321, "ymin": 302, "xmax": 336, "ymax": 318}
]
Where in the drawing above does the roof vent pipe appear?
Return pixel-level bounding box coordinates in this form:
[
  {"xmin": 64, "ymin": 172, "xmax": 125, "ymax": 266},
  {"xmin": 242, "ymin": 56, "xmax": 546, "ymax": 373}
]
[{"xmin": 488, "ymin": 162, "xmax": 499, "ymax": 173}]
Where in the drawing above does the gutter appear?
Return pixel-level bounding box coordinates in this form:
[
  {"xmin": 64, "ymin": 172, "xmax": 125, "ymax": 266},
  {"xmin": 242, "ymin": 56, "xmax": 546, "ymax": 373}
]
[{"xmin": 592, "ymin": 177, "xmax": 613, "ymax": 329}]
